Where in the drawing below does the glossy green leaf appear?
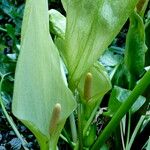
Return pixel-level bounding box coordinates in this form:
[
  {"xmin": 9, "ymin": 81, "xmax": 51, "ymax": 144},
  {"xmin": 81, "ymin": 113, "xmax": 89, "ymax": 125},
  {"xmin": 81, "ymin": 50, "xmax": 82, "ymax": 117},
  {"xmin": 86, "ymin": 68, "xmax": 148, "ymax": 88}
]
[
  {"xmin": 99, "ymin": 46, "xmax": 124, "ymax": 81},
  {"xmin": 100, "ymin": 49, "xmax": 123, "ymax": 68},
  {"xmin": 145, "ymin": 20, "xmax": 150, "ymax": 49},
  {"xmin": 145, "ymin": 19, "xmax": 150, "ymax": 66},
  {"xmin": 12, "ymin": 0, "xmax": 76, "ymax": 149},
  {"xmin": 125, "ymin": 11, "xmax": 147, "ymax": 78},
  {"xmin": 104, "ymin": 86, "xmax": 146, "ymax": 117},
  {"xmin": 61, "ymin": 0, "xmax": 139, "ymax": 89}
]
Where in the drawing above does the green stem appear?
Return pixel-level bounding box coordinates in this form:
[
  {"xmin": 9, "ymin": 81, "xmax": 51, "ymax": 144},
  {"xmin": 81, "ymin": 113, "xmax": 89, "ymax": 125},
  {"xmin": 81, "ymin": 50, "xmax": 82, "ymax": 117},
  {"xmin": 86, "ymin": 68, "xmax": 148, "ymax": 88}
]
[
  {"xmin": 77, "ymin": 104, "xmax": 83, "ymax": 150},
  {"xmin": 126, "ymin": 111, "xmax": 131, "ymax": 147},
  {"xmin": 0, "ymin": 74, "xmax": 29, "ymax": 150},
  {"xmin": 68, "ymin": 81, "xmax": 78, "ymax": 144},
  {"xmin": 120, "ymin": 122, "xmax": 125, "ymax": 150},
  {"xmin": 60, "ymin": 134, "xmax": 75, "ymax": 148},
  {"xmin": 91, "ymin": 70, "xmax": 150, "ymax": 150},
  {"xmin": 83, "ymin": 100, "xmax": 100, "ymax": 136},
  {"xmin": 69, "ymin": 113, "xmax": 77, "ymax": 143},
  {"xmin": 62, "ymin": 129, "xmax": 75, "ymax": 148},
  {"xmin": 114, "ymin": 125, "xmax": 122, "ymax": 150},
  {"xmin": 126, "ymin": 115, "xmax": 145, "ymax": 150}
]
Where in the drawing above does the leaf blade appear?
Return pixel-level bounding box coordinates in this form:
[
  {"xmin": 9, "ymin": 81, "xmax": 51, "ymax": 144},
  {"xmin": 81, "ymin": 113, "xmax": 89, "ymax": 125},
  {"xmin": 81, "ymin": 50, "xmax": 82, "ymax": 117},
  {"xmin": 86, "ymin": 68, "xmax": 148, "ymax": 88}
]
[{"xmin": 12, "ymin": 0, "xmax": 76, "ymax": 149}]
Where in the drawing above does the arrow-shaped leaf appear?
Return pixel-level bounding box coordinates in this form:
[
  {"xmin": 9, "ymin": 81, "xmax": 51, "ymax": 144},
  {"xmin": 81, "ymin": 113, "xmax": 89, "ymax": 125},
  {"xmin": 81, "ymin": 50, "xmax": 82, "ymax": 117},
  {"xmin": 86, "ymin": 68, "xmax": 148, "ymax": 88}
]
[{"xmin": 12, "ymin": 0, "xmax": 76, "ymax": 149}]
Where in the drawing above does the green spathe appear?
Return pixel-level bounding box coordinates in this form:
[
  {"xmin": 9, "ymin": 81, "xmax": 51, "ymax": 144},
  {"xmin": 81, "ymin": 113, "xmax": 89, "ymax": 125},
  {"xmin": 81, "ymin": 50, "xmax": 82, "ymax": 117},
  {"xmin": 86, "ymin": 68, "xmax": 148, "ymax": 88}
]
[
  {"xmin": 12, "ymin": 0, "xmax": 76, "ymax": 149},
  {"xmin": 49, "ymin": 10, "xmax": 111, "ymax": 106},
  {"xmin": 61, "ymin": 0, "xmax": 139, "ymax": 89},
  {"xmin": 125, "ymin": 11, "xmax": 147, "ymax": 77}
]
